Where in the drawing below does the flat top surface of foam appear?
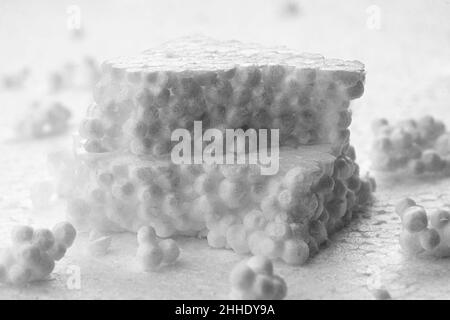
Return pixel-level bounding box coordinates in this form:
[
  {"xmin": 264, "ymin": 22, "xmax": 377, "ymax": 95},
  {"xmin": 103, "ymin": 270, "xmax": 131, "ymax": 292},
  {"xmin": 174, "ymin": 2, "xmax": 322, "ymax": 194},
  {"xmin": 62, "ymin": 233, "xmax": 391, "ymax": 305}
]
[{"xmin": 106, "ymin": 36, "xmax": 365, "ymax": 74}]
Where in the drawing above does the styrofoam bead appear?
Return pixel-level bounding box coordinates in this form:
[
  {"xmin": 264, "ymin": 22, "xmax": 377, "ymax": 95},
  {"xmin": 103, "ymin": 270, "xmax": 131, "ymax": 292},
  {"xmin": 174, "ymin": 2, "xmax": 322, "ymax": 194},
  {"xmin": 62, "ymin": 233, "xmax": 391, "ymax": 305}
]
[
  {"xmin": 253, "ymin": 274, "xmax": 277, "ymax": 300},
  {"xmin": 11, "ymin": 225, "xmax": 34, "ymax": 245},
  {"xmin": 32, "ymin": 252, "xmax": 55, "ymax": 280},
  {"xmin": 90, "ymin": 188, "xmax": 107, "ymax": 204},
  {"xmin": 402, "ymin": 206, "xmax": 428, "ymax": 233},
  {"xmin": 260, "ymin": 196, "xmax": 280, "ymax": 220},
  {"xmin": 191, "ymin": 195, "xmax": 226, "ymax": 219},
  {"xmin": 326, "ymin": 198, "xmax": 347, "ymax": 219},
  {"xmin": 111, "ymin": 181, "xmax": 136, "ymax": 200},
  {"xmin": 137, "ymin": 226, "xmax": 158, "ymax": 245},
  {"xmin": 418, "ymin": 116, "xmax": 445, "ymax": 142},
  {"xmin": 220, "ymin": 165, "xmax": 249, "ymax": 181},
  {"xmin": 390, "ymin": 128, "xmax": 413, "ymax": 149},
  {"xmin": 281, "ymin": 238, "xmax": 309, "ymax": 265},
  {"xmin": 372, "ymin": 137, "xmax": 392, "ymax": 153},
  {"xmin": 207, "ymin": 229, "xmax": 227, "ymax": 248},
  {"xmin": 421, "ymin": 150, "xmax": 445, "ymax": 172},
  {"xmin": 277, "ymin": 189, "xmax": 295, "ymax": 211},
  {"xmin": 131, "ymin": 167, "xmax": 154, "ymax": 184},
  {"xmin": 193, "ymin": 173, "xmax": 220, "ymax": 195},
  {"xmin": 79, "ymin": 118, "xmax": 105, "ymax": 139},
  {"xmin": 15, "ymin": 244, "xmax": 42, "ymax": 265},
  {"xmin": 272, "ymin": 275, "xmax": 287, "ymax": 300},
  {"xmin": 429, "ymin": 209, "xmax": 450, "ymax": 229},
  {"xmin": 136, "ymin": 243, "xmax": 163, "ymax": 271},
  {"xmin": 435, "ymin": 133, "xmax": 450, "ymax": 156},
  {"xmin": 87, "ymin": 236, "xmax": 112, "ymax": 256},
  {"xmin": 105, "ymin": 123, "xmax": 122, "ymax": 138},
  {"xmin": 309, "ymin": 220, "xmax": 328, "ymax": 245},
  {"xmin": 334, "ymin": 157, "xmax": 354, "ymax": 180},
  {"xmin": 356, "ymin": 180, "xmax": 372, "ymax": 205},
  {"xmin": 409, "ymin": 159, "xmax": 426, "ymax": 175},
  {"xmin": 84, "ymin": 139, "xmax": 106, "ymax": 153},
  {"xmin": 307, "ymin": 237, "xmax": 320, "ymax": 257},
  {"xmin": 419, "ymin": 228, "xmax": 440, "ymax": 251},
  {"xmin": 226, "ymin": 224, "xmax": 249, "ymax": 255},
  {"xmin": 346, "ymin": 176, "xmax": 361, "ymax": 192},
  {"xmin": 0, "ymin": 248, "xmax": 16, "ymax": 270},
  {"xmin": 162, "ymin": 193, "xmax": 183, "ymax": 217},
  {"xmin": 346, "ymin": 189, "xmax": 357, "ymax": 209},
  {"xmin": 312, "ymin": 175, "xmax": 335, "ymax": 194},
  {"xmin": 332, "ymin": 179, "xmax": 348, "ymax": 200},
  {"xmin": 247, "ymin": 255, "xmax": 273, "ymax": 276},
  {"xmin": 218, "ymin": 179, "xmax": 250, "ymax": 209},
  {"xmin": 8, "ymin": 264, "xmax": 32, "ymax": 285},
  {"xmin": 159, "ymin": 239, "xmax": 180, "ymax": 264},
  {"xmin": 32, "ymin": 228, "xmax": 55, "ymax": 251},
  {"xmin": 243, "ymin": 210, "xmax": 267, "ymax": 232},
  {"xmin": 97, "ymin": 172, "xmax": 114, "ymax": 188},
  {"xmin": 218, "ymin": 215, "xmax": 239, "ymax": 233},
  {"xmin": 47, "ymin": 242, "xmax": 67, "ymax": 261},
  {"xmin": 126, "ymin": 120, "xmax": 149, "ymax": 139},
  {"xmin": 52, "ymin": 221, "xmax": 77, "ymax": 248},
  {"xmin": 319, "ymin": 208, "xmax": 330, "ymax": 224},
  {"xmin": 395, "ymin": 198, "xmax": 416, "ymax": 217},
  {"xmin": 282, "ymin": 167, "xmax": 311, "ymax": 193},
  {"xmin": 152, "ymin": 140, "xmax": 172, "ymax": 157},
  {"xmin": 130, "ymin": 138, "xmax": 151, "ymax": 155},
  {"xmin": 248, "ymin": 231, "xmax": 269, "ymax": 256},
  {"xmin": 399, "ymin": 230, "xmax": 423, "ymax": 255},
  {"xmin": 153, "ymin": 219, "xmax": 176, "ymax": 238},
  {"xmin": 229, "ymin": 261, "xmax": 256, "ymax": 291},
  {"xmin": 0, "ymin": 265, "xmax": 6, "ymax": 283},
  {"xmin": 112, "ymin": 164, "xmax": 129, "ymax": 179},
  {"xmin": 265, "ymin": 221, "xmax": 292, "ymax": 242}
]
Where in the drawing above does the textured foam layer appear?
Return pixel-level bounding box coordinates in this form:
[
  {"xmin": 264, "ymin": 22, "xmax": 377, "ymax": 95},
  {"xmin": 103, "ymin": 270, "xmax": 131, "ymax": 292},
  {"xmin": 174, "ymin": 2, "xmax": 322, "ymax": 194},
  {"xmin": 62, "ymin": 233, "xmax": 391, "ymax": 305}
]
[
  {"xmin": 60, "ymin": 144, "xmax": 373, "ymax": 265},
  {"xmin": 80, "ymin": 37, "xmax": 364, "ymax": 156}
]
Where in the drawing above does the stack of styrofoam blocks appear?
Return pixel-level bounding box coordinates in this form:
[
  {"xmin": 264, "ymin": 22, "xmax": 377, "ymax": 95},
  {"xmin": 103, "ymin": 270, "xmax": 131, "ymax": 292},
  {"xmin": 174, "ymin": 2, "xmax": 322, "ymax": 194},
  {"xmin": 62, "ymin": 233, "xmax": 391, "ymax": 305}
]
[{"xmin": 63, "ymin": 37, "xmax": 373, "ymax": 265}]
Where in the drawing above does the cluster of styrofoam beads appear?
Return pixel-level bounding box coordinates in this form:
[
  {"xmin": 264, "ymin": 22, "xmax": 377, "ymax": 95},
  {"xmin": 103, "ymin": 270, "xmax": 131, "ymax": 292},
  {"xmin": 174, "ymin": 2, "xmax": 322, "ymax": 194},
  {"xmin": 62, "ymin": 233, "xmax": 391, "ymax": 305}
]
[
  {"xmin": 0, "ymin": 222, "xmax": 76, "ymax": 285},
  {"xmin": 86, "ymin": 55, "xmax": 361, "ymax": 156},
  {"xmin": 49, "ymin": 57, "xmax": 100, "ymax": 92},
  {"xmin": 65, "ymin": 142, "xmax": 372, "ymax": 266},
  {"xmin": 16, "ymin": 101, "xmax": 72, "ymax": 139},
  {"xmin": 136, "ymin": 226, "xmax": 180, "ymax": 271},
  {"xmin": 396, "ymin": 198, "xmax": 450, "ymax": 256},
  {"xmin": 371, "ymin": 116, "xmax": 450, "ymax": 174},
  {"xmin": 229, "ymin": 256, "xmax": 287, "ymax": 300}
]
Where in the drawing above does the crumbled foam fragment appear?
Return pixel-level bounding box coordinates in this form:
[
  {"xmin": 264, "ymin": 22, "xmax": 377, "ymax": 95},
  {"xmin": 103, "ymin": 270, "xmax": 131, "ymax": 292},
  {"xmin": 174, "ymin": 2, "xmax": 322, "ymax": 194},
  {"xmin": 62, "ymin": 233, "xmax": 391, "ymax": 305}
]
[
  {"xmin": 16, "ymin": 101, "xmax": 71, "ymax": 139},
  {"xmin": 65, "ymin": 144, "xmax": 372, "ymax": 265},
  {"xmin": 80, "ymin": 36, "xmax": 364, "ymax": 155},
  {"xmin": 136, "ymin": 226, "xmax": 180, "ymax": 271},
  {"xmin": 396, "ymin": 198, "xmax": 450, "ymax": 257},
  {"xmin": 229, "ymin": 256, "xmax": 287, "ymax": 300},
  {"xmin": 0, "ymin": 222, "xmax": 76, "ymax": 285},
  {"xmin": 61, "ymin": 37, "xmax": 371, "ymax": 265},
  {"xmin": 371, "ymin": 116, "xmax": 450, "ymax": 175},
  {"xmin": 371, "ymin": 288, "xmax": 392, "ymax": 300}
]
